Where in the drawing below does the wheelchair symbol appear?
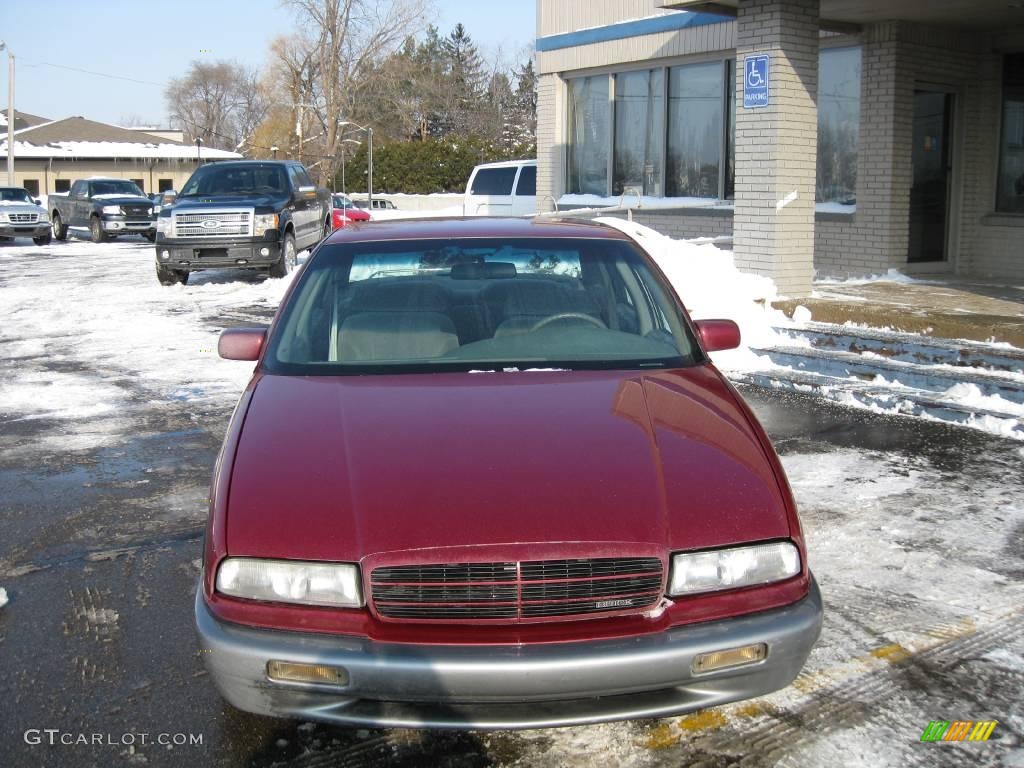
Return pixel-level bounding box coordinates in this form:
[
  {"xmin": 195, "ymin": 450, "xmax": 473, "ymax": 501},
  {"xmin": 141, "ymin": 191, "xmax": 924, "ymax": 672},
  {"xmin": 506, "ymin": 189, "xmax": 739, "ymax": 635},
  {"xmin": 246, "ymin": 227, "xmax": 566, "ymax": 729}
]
[{"xmin": 747, "ymin": 59, "xmax": 765, "ymax": 88}]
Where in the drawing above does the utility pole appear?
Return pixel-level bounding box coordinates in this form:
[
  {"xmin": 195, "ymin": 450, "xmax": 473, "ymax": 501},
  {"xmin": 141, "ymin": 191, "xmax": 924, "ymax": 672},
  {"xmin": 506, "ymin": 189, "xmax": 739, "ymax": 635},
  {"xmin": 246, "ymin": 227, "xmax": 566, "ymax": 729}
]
[
  {"xmin": 1, "ymin": 42, "xmax": 13, "ymax": 185},
  {"xmin": 367, "ymin": 127, "xmax": 373, "ymax": 207}
]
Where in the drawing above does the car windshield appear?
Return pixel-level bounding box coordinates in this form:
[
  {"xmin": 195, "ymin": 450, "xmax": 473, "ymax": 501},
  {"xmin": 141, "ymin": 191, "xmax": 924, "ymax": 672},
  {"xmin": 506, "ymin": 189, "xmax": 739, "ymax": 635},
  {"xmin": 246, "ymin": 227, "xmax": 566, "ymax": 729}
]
[
  {"xmin": 264, "ymin": 237, "xmax": 700, "ymax": 375},
  {"xmin": 179, "ymin": 165, "xmax": 287, "ymax": 197},
  {"xmin": 91, "ymin": 181, "xmax": 145, "ymax": 197},
  {"xmin": 332, "ymin": 197, "xmax": 355, "ymax": 210},
  {"xmin": 0, "ymin": 188, "xmax": 32, "ymax": 203}
]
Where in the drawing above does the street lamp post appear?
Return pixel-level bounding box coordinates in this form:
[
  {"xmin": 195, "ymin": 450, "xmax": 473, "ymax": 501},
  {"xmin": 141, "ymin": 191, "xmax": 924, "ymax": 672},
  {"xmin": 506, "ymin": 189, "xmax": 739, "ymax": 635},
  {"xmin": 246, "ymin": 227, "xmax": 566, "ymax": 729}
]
[
  {"xmin": 338, "ymin": 121, "xmax": 373, "ymax": 206},
  {"xmin": 195, "ymin": 137, "xmax": 202, "ymax": 162},
  {"xmin": 1, "ymin": 42, "xmax": 14, "ymax": 185},
  {"xmin": 271, "ymin": 145, "xmax": 279, "ymax": 160}
]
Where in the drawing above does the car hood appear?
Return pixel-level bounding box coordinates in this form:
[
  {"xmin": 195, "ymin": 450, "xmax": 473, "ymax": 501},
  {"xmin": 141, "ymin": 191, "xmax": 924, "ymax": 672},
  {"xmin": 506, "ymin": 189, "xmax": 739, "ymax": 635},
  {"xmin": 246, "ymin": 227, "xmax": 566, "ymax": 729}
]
[
  {"xmin": 0, "ymin": 201, "xmax": 45, "ymax": 214},
  {"xmin": 226, "ymin": 368, "xmax": 792, "ymax": 562},
  {"xmin": 172, "ymin": 194, "xmax": 287, "ymax": 210}
]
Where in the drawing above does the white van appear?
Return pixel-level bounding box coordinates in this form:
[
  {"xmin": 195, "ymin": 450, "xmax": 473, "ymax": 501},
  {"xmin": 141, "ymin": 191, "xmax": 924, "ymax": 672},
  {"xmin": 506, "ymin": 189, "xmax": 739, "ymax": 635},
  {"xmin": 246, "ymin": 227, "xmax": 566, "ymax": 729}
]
[{"xmin": 463, "ymin": 160, "xmax": 536, "ymax": 216}]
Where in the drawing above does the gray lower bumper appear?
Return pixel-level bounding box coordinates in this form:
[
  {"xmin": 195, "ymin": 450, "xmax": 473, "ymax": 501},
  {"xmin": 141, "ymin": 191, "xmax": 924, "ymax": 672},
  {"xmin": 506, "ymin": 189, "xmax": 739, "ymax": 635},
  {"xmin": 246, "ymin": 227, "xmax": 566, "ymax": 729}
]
[
  {"xmin": 0, "ymin": 222, "xmax": 51, "ymax": 238},
  {"xmin": 156, "ymin": 240, "xmax": 280, "ymax": 269},
  {"xmin": 103, "ymin": 219, "xmax": 154, "ymax": 233},
  {"xmin": 195, "ymin": 577, "xmax": 822, "ymax": 730}
]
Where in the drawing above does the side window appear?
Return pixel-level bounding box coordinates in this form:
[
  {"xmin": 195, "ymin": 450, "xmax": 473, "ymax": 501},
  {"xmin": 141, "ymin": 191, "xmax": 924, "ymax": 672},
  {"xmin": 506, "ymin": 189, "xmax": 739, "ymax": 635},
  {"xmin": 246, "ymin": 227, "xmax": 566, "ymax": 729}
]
[
  {"xmin": 470, "ymin": 168, "xmax": 517, "ymax": 195},
  {"xmin": 130, "ymin": 178, "xmax": 145, "ymax": 193},
  {"xmin": 71, "ymin": 181, "xmax": 86, "ymax": 198},
  {"xmin": 295, "ymin": 167, "xmax": 314, "ymax": 188},
  {"xmin": 514, "ymin": 166, "xmax": 537, "ymax": 196}
]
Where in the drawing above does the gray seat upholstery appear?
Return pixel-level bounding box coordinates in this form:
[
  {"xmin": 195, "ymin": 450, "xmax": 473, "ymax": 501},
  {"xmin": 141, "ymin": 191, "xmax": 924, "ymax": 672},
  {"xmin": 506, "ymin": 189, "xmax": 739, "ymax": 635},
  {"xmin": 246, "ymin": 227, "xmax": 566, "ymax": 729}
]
[
  {"xmin": 337, "ymin": 312, "xmax": 459, "ymax": 362},
  {"xmin": 487, "ymin": 280, "xmax": 603, "ymax": 338}
]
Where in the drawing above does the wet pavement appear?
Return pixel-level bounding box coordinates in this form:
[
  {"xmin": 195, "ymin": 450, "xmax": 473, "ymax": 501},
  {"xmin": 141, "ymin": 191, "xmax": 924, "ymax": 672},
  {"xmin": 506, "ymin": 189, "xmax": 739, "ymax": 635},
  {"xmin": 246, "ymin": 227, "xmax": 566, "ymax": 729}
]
[{"xmin": 0, "ymin": 240, "xmax": 1022, "ymax": 767}]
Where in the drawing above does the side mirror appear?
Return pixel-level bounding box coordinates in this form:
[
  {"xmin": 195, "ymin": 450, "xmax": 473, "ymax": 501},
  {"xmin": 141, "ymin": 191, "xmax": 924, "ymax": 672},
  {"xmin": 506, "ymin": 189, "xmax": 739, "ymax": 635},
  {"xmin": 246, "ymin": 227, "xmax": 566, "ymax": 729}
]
[
  {"xmin": 219, "ymin": 327, "xmax": 267, "ymax": 361},
  {"xmin": 694, "ymin": 319, "xmax": 741, "ymax": 353},
  {"xmin": 32, "ymin": 198, "xmax": 41, "ymax": 206}
]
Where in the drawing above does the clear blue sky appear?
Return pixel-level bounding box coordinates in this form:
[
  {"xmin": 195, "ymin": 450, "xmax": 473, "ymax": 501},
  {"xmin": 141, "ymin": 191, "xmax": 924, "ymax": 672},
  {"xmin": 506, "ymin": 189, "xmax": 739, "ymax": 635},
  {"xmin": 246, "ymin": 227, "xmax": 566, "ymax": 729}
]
[{"xmin": 2, "ymin": 0, "xmax": 535, "ymax": 126}]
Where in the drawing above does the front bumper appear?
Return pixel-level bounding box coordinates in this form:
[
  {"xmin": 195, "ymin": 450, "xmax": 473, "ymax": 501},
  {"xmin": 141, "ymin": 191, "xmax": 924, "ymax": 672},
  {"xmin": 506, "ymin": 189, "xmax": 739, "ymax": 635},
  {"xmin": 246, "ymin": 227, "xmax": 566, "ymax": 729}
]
[
  {"xmin": 155, "ymin": 237, "xmax": 281, "ymax": 270},
  {"xmin": 102, "ymin": 217, "xmax": 155, "ymax": 234},
  {"xmin": 195, "ymin": 576, "xmax": 823, "ymax": 730},
  {"xmin": 0, "ymin": 222, "xmax": 51, "ymax": 238}
]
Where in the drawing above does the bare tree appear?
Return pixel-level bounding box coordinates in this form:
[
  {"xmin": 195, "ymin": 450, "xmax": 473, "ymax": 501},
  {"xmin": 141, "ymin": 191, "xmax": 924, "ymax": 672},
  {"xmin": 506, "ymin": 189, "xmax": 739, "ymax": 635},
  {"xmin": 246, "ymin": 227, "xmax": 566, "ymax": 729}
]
[
  {"xmin": 165, "ymin": 61, "xmax": 269, "ymax": 151},
  {"xmin": 275, "ymin": 0, "xmax": 432, "ymax": 182}
]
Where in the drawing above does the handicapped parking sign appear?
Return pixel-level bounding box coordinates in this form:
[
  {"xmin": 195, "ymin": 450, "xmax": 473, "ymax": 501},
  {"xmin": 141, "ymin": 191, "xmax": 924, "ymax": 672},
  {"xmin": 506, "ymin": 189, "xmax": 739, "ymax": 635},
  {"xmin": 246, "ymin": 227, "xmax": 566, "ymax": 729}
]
[{"xmin": 743, "ymin": 55, "xmax": 770, "ymax": 109}]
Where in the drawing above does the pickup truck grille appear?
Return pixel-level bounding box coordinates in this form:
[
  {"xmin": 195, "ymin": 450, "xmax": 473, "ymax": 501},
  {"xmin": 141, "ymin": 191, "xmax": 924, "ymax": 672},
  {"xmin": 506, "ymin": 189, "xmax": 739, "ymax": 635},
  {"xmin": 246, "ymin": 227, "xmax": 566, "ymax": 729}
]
[
  {"xmin": 371, "ymin": 557, "xmax": 664, "ymax": 621},
  {"xmin": 8, "ymin": 213, "xmax": 38, "ymax": 224},
  {"xmin": 173, "ymin": 210, "xmax": 253, "ymax": 238},
  {"xmin": 122, "ymin": 204, "xmax": 152, "ymax": 218}
]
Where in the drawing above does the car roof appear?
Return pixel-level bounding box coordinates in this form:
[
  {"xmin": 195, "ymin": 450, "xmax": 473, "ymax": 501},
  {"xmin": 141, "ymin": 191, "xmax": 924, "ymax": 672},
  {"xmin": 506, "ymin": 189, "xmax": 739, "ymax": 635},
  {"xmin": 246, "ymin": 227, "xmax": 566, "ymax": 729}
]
[
  {"xmin": 470, "ymin": 159, "xmax": 536, "ymax": 171},
  {"xmin": 322, "ymin": 216, "xmax": 632, "ymax": 244}
]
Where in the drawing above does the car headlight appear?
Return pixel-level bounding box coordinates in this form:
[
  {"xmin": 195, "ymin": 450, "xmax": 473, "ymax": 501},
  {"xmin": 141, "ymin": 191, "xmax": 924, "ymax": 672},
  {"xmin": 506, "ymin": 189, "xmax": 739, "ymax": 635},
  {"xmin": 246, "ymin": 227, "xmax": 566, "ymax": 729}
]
[
  {"xmin": 156, "ymin": 217, "xmax": 172, "ymax": 235},
  {"xmin": 102, "ymin": 205, "xmax": 123, "ymax": 215},
  {"xmin": 0, "ymin": 212, "xmax": 7, "ymax": 223},
  {"xmin": 668, "ymin": 541, "xmax": 800, "ymax": 596},
  {"xmin": 216, "ymin": 557, "xmax": 362, "ymax": 607},
  {"xmin": 254, "ymin": 213, "xmax": 278, "ymax": 236}
]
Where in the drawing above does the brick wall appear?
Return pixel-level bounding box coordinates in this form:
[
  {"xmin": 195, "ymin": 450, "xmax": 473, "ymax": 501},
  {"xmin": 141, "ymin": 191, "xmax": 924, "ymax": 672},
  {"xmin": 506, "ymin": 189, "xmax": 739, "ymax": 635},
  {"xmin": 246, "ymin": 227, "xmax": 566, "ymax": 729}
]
[
  {"xmin": 732, "ymin": 0, "xmax": 820, "ymax": 295},
  {"xmin": 536, "ymin": 73, "xmax": 563, "ymax": 211}
]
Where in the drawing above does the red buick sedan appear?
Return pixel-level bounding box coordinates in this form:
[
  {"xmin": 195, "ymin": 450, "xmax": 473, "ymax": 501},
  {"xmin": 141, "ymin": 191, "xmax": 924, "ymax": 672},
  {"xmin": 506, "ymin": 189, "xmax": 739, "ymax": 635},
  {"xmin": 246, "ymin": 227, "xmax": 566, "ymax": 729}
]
[{"xmin": 196, "ymin": 217, "xmax": 821, "ymax": 730}]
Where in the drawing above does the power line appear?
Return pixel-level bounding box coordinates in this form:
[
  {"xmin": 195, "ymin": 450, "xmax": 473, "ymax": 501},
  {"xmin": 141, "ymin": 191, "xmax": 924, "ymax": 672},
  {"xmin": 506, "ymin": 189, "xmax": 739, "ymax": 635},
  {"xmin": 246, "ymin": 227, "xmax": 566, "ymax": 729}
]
[{"xmin": 19, "ymin": 58, "xmax": 165, "ymax": 87}]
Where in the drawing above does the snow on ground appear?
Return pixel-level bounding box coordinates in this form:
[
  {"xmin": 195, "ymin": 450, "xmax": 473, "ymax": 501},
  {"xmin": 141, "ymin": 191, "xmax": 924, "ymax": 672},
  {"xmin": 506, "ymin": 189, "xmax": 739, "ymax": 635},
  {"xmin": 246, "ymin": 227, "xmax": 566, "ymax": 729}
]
[
  {"xmin": 0, "ymin": 238, "xmax": 298, "ymax": 457},
  {"xmin": 0, "ymin": 587, "xmax": 8, "ymax": 608},
  {"xmin": 367, "ymin": 204, "xmax": 465, "ymax": 221},
  {"xmin": 598, "ymin": 217, "xmax": 1024, "ymax": 441}
]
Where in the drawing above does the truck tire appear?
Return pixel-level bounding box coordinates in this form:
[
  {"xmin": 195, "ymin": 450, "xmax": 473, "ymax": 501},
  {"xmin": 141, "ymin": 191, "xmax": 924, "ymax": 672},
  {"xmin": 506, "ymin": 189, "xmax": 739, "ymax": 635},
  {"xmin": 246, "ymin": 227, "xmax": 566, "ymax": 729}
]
[
  {"xmin": 156, "ymin": 264, "xmax": 189, "ymax": 286},
  {"xmin": 269, "ymin": 231, "xmax": 296, "ymax": 278},
  {"xmin": 143, "ymin": 231, "xmax": 156, "ymax": 243},
  {"xmin": 34, "ymin": 232, "xmax": 52, "ymax": 246},
  {"xmin": 90, "ymin": 216, "xmax": 106, "ymax": 243},
  {"xmin": 52, "ymin": 213, "xmax": 67, "ymax": 241}
]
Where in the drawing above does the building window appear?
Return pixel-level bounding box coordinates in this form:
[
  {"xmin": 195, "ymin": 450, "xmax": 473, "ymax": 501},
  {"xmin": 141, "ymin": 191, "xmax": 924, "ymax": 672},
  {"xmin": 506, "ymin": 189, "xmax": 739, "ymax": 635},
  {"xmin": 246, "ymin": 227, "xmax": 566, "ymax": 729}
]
[
  {"xmin": 567, "ymin": 75, "xmax": 610, "ymax": 195},
  {"xmin": 55, "ymin": 179, "xmax": 71, "ymax": 193},
  {"xmin": 817, "ymin": 46, "xmax": 862, "ymax": 204},
  {"xmin": 997, "ymin": 53, "xmax": 1024, "ymax": 213},
  {"xmin": 23, "ymin": 179, "xmax": 40, "ymax": 196},
  {"xmin": 613, "ymin": 69, "xmax": 664, "ymax": 196},
  {"xmin": 668, "ymin": 61, "xmax": 725, "ymax": 198},
  {"xmin": 131, "ymin": 178, "xmax": 146, "ymax": 193},
  {"xmin": 158, "ymin": 178, "xmax": 174, "ymax": 192}
]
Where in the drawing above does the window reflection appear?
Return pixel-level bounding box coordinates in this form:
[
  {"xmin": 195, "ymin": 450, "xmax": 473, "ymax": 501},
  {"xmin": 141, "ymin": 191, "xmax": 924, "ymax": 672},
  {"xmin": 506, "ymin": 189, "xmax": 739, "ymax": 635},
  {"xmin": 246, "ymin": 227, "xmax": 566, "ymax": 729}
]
[
  {"xmin": 668, "ymin": 62, "xmax": 724, "ymax": 199},
  {"xmin": 567, "ymin": 76, "xmax": 610, "ymax": 195},
  {"xmin": 613, "ymin": 70, "xmax": 664, "ymax": 197},
  {"xmin": 997, "ymin": 54, "xmax": 1024, "ymax": 213},
  {"xmin": 817, "ymin": 47, "xmax": 861, "ymax": 204}
]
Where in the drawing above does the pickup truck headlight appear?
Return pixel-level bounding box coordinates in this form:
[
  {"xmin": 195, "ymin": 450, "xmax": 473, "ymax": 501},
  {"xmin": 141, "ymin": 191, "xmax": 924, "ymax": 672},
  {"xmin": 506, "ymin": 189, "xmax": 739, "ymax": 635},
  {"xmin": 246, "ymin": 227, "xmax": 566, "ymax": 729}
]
[
  {"xmin": 157, "ymin": 217, "xmax": 172, "ymax": 235},
  {"xmin": 0, "ymin": 212, "xmax": 7, "ymax": 223},
  {"xmin": 102, "ymin": 205, "xmax": 123, "ymax": 215},
  {"xmin": 668, "ymin": 541, "xmax": 800, "ymax": 596},
  {"xmin": 254, "ymin": 213, "xmax": 278, "ymax": 236},
  {"xmin": 216, "ymin": 557, "xmax": 362, "ymax": 607}
]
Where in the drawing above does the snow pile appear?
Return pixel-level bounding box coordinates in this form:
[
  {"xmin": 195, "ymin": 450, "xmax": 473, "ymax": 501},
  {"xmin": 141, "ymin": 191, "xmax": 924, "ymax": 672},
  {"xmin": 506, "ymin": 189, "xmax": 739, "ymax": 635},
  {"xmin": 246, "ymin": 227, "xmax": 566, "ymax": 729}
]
[
  {"xmin": 2, "ymin": 139, "xmax": 241, "ymax": 160},
  {"xmin": 817, "ymin": 268, "xmax": 919, "ymax": 286},
  {"xmin": 595, "ymin": 217, "xmax": 789, "ymax": 370},
  {"xmin": 0, "ymin": 587, "xmax": 7, "ymax": 608},
  {"xmin": 367, "ymin": 204, "xmax": 464, "ymax": 221}
]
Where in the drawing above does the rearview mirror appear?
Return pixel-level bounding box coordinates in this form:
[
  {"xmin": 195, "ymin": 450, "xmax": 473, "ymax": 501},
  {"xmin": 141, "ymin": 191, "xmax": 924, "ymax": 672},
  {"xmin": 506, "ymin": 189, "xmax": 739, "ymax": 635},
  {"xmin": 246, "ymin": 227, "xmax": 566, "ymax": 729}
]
[
  {"xmin": 694, "ymin": 319, "xmax": 741, "ymax": 353},
  {"xmin": 219, "ymin": 327, "xmax": 267, "ymax": 361}
]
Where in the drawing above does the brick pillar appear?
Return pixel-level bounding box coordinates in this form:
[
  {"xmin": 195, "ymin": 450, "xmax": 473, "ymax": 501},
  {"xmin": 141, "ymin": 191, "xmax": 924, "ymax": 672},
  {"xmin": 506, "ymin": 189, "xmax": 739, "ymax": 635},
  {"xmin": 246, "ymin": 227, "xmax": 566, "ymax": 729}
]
[
  {"xmin": 733, "ymin": 0, "xmax": 819, "ymax": 295},
  {"xmin": 536, "ymin": 73, "xmax": 565, "ymax": 213}
]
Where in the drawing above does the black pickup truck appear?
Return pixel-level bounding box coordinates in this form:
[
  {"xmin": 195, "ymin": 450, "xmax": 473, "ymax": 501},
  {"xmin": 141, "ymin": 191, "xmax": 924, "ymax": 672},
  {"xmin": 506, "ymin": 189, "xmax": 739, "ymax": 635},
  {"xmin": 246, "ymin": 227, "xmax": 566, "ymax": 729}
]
[
  {"xmin": 51, "ymin": 178, "xmax": 156, "ymax": 243},
  {"xmin": 154, "ymin": 160, "xmax": 332, "ymax": 285}
]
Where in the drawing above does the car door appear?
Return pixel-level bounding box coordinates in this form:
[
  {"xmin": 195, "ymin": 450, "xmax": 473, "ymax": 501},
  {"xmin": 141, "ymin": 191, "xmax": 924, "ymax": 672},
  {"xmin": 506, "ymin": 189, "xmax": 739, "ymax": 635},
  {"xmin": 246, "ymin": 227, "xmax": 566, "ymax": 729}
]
[
  {"xmin": 465, "ymin": 166, "xmax": 517, "ymax": 216},
  {"xmin": 511, "ymin": 164, "xmax": 537, "ymax": 216},
  {"xmin": 69, "ymin": 181, "xmax": 88, "ymax": 226},
  {"xmin": 287, "ymin": 165, "xmax": 319, "ymax": 247}
]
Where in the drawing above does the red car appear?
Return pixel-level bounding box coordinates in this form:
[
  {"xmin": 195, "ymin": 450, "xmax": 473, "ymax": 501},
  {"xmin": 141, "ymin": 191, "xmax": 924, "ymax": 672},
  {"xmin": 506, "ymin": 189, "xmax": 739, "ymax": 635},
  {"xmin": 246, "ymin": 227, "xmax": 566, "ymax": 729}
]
[
  {"xmin": 332, "ymin": 194, "xmax": 371, "ymax": 229},
  {"xmin": 197, "ymin": 217, "xmax": 821, "ymax": 730}
]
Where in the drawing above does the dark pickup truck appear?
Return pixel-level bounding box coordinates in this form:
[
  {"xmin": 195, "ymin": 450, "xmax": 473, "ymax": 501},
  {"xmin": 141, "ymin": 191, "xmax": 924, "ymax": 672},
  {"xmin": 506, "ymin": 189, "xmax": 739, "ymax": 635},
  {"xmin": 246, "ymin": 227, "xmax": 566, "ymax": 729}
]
[
  {"xmin": 154, "ymin": 160, "xmax": 332, "ymax": 285},
  {"xmin": 51, "ymin": 178, "xmax": 156, "ymax": 243}
]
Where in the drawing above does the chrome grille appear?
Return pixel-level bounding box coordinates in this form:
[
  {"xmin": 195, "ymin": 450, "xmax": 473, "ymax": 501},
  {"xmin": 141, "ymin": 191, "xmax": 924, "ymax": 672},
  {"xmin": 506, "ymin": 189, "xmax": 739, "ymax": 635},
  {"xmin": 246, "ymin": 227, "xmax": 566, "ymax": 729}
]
[
  {"xmin": 173, "ymin": 209, "xmax": 253, "ymax": 238},
  {"xmin": 9, "ymin": 213, "xmax": 38, "ymax": 224},
  {"xmin": 371, "ymin": 557, "xmax": 664, "ymax": 621},
  {"xmin": 122, "ymin": 205, "xmax": 151, "ymax": 218}
]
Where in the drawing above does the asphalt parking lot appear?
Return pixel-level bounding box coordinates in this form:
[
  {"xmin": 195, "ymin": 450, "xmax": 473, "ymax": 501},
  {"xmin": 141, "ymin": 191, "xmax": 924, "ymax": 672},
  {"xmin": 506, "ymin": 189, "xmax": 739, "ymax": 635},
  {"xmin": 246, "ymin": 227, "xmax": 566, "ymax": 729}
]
[{"xmin": 0, "ymin": 238, "xmax": 1021, "ymax": 767}]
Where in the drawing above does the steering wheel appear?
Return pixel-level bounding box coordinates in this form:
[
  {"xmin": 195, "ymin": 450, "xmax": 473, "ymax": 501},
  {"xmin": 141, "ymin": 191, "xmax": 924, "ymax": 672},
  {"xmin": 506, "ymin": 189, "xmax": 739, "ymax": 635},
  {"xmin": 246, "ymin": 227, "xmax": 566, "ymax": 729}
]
[{"xmin": 529, "ymin": 312, "xmax": 606, "ymax": 332}]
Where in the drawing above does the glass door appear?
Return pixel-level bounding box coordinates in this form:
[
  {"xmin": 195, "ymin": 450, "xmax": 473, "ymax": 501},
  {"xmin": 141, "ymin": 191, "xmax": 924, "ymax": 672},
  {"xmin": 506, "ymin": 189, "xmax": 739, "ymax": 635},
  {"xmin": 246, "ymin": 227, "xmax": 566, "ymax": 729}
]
[{"xmin": 908, "ymin": 90, "xmax": 954, "ymax": 263}]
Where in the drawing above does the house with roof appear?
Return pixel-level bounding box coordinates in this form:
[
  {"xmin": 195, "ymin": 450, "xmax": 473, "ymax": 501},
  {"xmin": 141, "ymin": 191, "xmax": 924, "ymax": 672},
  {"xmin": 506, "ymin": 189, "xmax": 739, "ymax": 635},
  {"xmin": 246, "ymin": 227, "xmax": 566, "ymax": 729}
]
[{"xmin": 1, "ymin": 114, "xmax": 242, "ymax": 197}]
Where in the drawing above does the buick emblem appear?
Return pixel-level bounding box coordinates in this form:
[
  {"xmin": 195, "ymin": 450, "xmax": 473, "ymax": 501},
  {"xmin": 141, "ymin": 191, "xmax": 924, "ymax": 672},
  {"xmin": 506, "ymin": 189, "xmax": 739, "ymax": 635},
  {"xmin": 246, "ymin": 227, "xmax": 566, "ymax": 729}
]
[{"xmin": 201, "ymin": 219, "xmax": 221, "ymax": 230}]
